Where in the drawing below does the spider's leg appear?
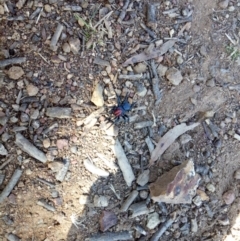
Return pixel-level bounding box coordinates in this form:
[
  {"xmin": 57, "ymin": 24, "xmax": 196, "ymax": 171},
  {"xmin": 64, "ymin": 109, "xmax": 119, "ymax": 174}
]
[
  {"xmin": 116, "ymin": 94, "xmax": 121, "ymax": 106},
  {"xmin": 124, "ymin": 114, "xmax": 130, "ymax": 123}
]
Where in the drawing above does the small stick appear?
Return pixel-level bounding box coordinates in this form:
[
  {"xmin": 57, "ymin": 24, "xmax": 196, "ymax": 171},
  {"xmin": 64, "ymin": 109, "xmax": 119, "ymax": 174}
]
[
  {"xmin": 119, "ymin": 74, "xmax": 144, "ymax": 80},
  {"xmin": 150, "ymin": 60, "xmax": 162, "ymax": 105},
  {"xmin": 134, "ymin": 121, "xmax": 153, "ymax": 129},
  {"xmin": 0, "ymin": 156, "xmax": 14, "ymax": 170},
  {"xmin": 145, "ymin": 136, "xmax": 154, "ymax": 153},
  {"xmin": 21, "ymin": 96, "xmax": 39, "ymax": 103},
  {"xmin": 175, "ymin": 15, "xmax": 193, "ymax": 24},
  {"xmin": 87, "ymin": 231, "xmax": 132, "ymax": 241},
  {"xmin": 151, "ymin": 110, "xmax": 157, "ymax": 127},
  {"xmin": 29, "ymin": 7, "xmax": 42, "ymax": 20},
  {"xmin": 0, "ymin": 169, "xmax": 23, "ymax": 203},
  {"xmin": 93, "ymin": 57, "xmax": 110, "ymax": 66},
  {"xmin": 0, "ymin": 57, "xmax": 26, "ymax": 68},
  {"xmin": 50, "ymin": 23, "xmax": 64, "ymax": 47},
  {"xmin": 42, "ymin": 122, "xmax": 59, "ymax": 135},
  {"xmin": 118, "ymin": 0, "xmax": 130, "ymax": 23},
  {"xmin": 120, "ymin": 190, "xmax": 138, "ymax": 212},
  {"xmin": 150, "ymin": 212, "xmax": 177, "ymax": 241},
  {"xmin": 55, "ymin": 158, "xmax": 70, "ymax": 182},
  {"xmin": 147, "ymin": 3, "xmax": 157, "ymax": 29},
  {"xmin": 35, "ymin": 52, "xmax": 50, "ymax": 64},
  {"xmin": 36, "ymin": 7, "xmax": 43, "ymax": 24},
  {"xmin": 6, "ymin": 233, "xmax": 20, "ymax": 241},
  {"xmin": 37, "ymin": 199, "xmax": 56, "ymax": 212},
  {"xmin": 140, "ymin": 23, "xmax": 156, "ymax": 38},
  {"xmin": 36, "ymin": 177, "xmax": 55, "ymax": 188}
]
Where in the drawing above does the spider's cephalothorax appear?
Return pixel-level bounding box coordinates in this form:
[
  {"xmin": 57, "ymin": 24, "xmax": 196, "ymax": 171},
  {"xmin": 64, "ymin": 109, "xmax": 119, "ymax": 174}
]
[{"xmin": 111, "ymin": 93, "xmax": 133, "ymax": 123}]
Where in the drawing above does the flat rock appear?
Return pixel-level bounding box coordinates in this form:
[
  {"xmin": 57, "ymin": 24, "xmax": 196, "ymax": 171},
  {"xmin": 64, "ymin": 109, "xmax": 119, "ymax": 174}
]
[
  {"xmin": 146, "ymin": 212, "xmax": 161, "ymax": 229},
  {"xmin": 149, "ymin": 159, "xmax": 201, "ymax": 204},
  {"xmin": 133, "ymin": 63, "xmax": 147, "ymax": 74},
  {"xmin": 27, "ymin": 84, "xmax": 39, "ymax": 96},
  {"xmin": 137, "ymin": 169, "xmax": 150, "ymax": 186},
  {"xmin": 99, "ymin": 211, "xmax": 117, "ymax": 232},
  {"xmin": 165, "ymin": 67, "xmax": 183, "ymax": 86},
  {"xmin": 7, "ymin": 66, "xmax": 24, "ymax": 80},
  {"xmin": 46, "ymin": 107, "xmax": 72, "ymax": 118},
  {"xmin": 91, "ymin": 83, "xmax": 104, "ymax": 107},
  {"xmin": 0, "ymin": 143, "xmax": 8, "ymax": 155},
  {"xmin": 68, "ymin": 38, "xmax": 80, "ymax": 54}
]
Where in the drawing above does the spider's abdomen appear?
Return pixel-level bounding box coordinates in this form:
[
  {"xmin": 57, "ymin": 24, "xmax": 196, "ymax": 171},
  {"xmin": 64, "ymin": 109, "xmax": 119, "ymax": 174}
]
[{"xmin": 113, "ymin": 107, "xmax": 123, "ymax": 117}]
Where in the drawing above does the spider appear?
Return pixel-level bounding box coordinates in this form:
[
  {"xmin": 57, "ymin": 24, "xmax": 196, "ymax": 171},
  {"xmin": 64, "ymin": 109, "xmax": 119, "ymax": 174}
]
[{"xmin": 110, "ymin": 92, "xmax": 134, "ymax": 123}]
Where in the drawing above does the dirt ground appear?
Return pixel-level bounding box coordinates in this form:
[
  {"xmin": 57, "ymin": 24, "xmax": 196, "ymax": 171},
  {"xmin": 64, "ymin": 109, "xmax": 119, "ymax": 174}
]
[{"xmin": 1, "ymin": 0, "xmax": 240, "ymax": 240}]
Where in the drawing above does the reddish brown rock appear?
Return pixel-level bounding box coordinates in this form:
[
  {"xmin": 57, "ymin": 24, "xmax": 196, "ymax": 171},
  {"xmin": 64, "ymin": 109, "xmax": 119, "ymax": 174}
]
[
  {"xmin": 149, "ymin": 159, "xmax": 201, "ymax": 204},
  {"xmin": 99, "ymin": 211, "xmax": 117, "ymax": 232}
]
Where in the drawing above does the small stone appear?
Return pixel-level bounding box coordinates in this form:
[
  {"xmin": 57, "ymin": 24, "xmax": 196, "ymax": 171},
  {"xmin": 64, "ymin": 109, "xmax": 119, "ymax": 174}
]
[
  {"xmin": 62, "ymin": 42, "xmax": 71, "ymax": 53},
  {"xmin": 70, "ymin": 146, "xmax": 78, "ymax": 154},
  {"xmin": 147, "ymin": 212, "xmax": 161, "ymax": 229},
  {"xmin": 228, "ymin": 6, "xmax": 235, "ymax": 11},
  {"xmin": 68, "ymin": 38, "xmax": 81, "ymax": 54},
  {"xmin": 46, "ymin": 107, "xmax": 72, "ymax": 118},
  {"xmin": 200, "ymin": 46, "xmax": 207, "ymax": 57},
  {"xmin": 196, "ymin": 189, "xmax": 209, "ymax": 201},
  {"xmin": 234, "ymin": 169, "xmax": 240, "ymax": 179},
  {"xmin": 137, "ymin": 170, "xmax": 150, "ymax": 186},
  {"xmin": 192, "ymin": 195, "xmax": 202, "ymax": 207},
  {"xmin": 2, "ymin": 132, "xmax": 10, "ymax": 142},
  {"xmin": 140, "ymin": 190, "xmax": 149, "ymax": 199},
  {"xmin": 91, "ymin": 83, "xmax": 104, "ymax": 107},
  {"xmin": 222, "ymin": 190, "xmax": 235, "ymax": 205},
  {"xmin": 44, "ymin": 4, "xmax": 51, "ymax": 12},
  {"xmin": 218, "ymin": 215, "xmax": 230, "ymax": 225},
  {"xmin": 0, "ymin": 144, "xmax": 8, "ymax": 155},
  {"xmin": 48, "ymin": 161, "xmax": 64, "ymax": 172},
  {"xmin": 133, "ymin": 63, "xmax": 147, "ymax": 74},
  {"xmin": 136, "ymin": 83, "xmax": 147, "ymax": 97},
  {"xmin": 0, "ymin": 116, "xmax": 8, "ymax": 126},
  {"xmin": 7, "ymin": 66, "xmax": 24, "ymax": 80},
  {"xmin": 125, "ymin": 81, "xmax": 133, "ymax": 88},
  {"xmin": 30, "ymin": 109, "xmax": 39, "ymax": 119},
  {"xmin": 206, "ymin": 183, "xmax": 215, "ymax": 192},
  {"xmin": 43, "ymin": 138, "xmax": 51, "ymax": 148},
  {"xmin": 179, "ymin": 134, "xmax": 192, "ymax": 145},
  {"xmin": 206, "ymin": 78, "xmax": 215, "ymax": 87},
  {"xmin": 25, "ymin": 169, "xmax": 32, "ymax": 175},
  {"xmin": 219, "ymin": 0, "xmax": 229, "ymax": 8},
  {"xmin": 20, "ymin": 112, "xmax": 29, "ymax": 122},
  {"xmin": 157, "ymin": 64, "xmax": 168, "ymax": 77},
  {"xmin": 93, "ymin": 195, "xmax": 108, "ymax": 207},
  {"xmin": 166, "ymin": 67, "xmax": 183, "ymax": 86},
  {"xmin": 32, "ymin": 120, "xmax": 40, "ymax": 129},
  {"xmin": 56, "ymin": 139, "xmax": 69, "ymax": 150},
  {"xmin": 177, "ymin": 55, "xmax": 184, "ymax": 64},
  {"xmin": 10, "ymin": 116, "xmax": 18, "ymax": 123},
  {"xmin": 191, "ymin": 219, "xmax": 198, "ymax": 233},
  {"xmin": 79, "ymin": 195, "xmax": 90, "ymax": 205},
  {"xmin": 51, "ymin": 190, "xmax": 59, "ymax": 198},
  {"xmin": 99, "ymin": 211, "xmax": 117, "ymax": 232},
  {"xmin": 0, "ymin": 5, "xmax": 4, "ymax": 15},
  {"xmin": 193, "ymin": 84, "xmax": 201, "ymax": 92},
  {"xmin": 27, "ymin": 84, "xmax": 39, "ymax": 96}
]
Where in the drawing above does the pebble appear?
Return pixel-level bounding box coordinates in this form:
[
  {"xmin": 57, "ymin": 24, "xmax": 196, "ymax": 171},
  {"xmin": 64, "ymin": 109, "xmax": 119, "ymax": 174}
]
[
  {"xmin": 206, "ymin": 183, "xmax": 216, "ymax": 192},
  {"xmin": 157, "ymin": 64, "xmax": 168, "ymax": 77},
  {"xmin": 133, "ymin": 63, "xmax": 147, "ymax": 74},
  {"xmin": 228, "ymin": 6, "xmax": 235, "ymax": 11},
  {"xmin": 192, "ymin": 195, "xmax": 202, "ymax": 207},
  {"xmin": 30, "ymin": 109, "xmax": 39, "ymax": 119},
  {"xmin": 0, "ymin": 116, "xmax": 7, "ymax": 126},
  {"xmin": 93, "ymin": 195, "xmax": 109, "ymax": 207},
  {"xmin": 56, "ymin": 139, "xmax": 69, "ymax": 150},
  {"xmin": 2, "ymin": 133, "xmax": 10, "ymax": 142},
  {"xmin": 20, "ymin": 112, "xmax": 29, "ymax": 122},
  {"xmin": 99, "ymin": 211, "xmax": 117, "ymax": 232},
  {"xmin": 125, "ymin": 81, "xmax": 133, "ymax": 88},
  {"xmin": 26, "ymin": 84, "xmax": 39, "ymax": 96},
  {"xmin": 222, "ymin": 190, "xmax": 235, "ymax": 205},
  {"xmin": 25, "ymin": 169, "xmax": 32, "ymax": 175},
  {"xmin": 32, "ymin": 120, "xmax": 40, "ymax": 129},
  {"xmin": 43, "ymin": 138, "xmax": 51, "ymax": 148},
  {"xmin": 176, "ymin": 55, "xmax": 184, "ymax": 64},
  {"xmin": 136, "ymin": 83, "xmax": 147, "ymax": 97},
  {"xmin": 139, "ymin": 190, "xmax": 148, "ymax": 199},
  {"xmin": 219, "ymin": 0, "xmax": 229, "ymax": 9},
  {"xmin": 166, "ymin": 67, "xmax": 183, "ymax": 85},
  {"xmin": 200, "ymin": 46, "xmax": 207, "ymax": 57},
  {"xmin": 44, "ymin": 4, "xmax": 51, "ymax": 12},
  {"xmin": 196, "ymin": 189, "xmax": 209, "ymax": 201},
  {"xmin": 206, "ymin": 78, "xmax": 215, "ymax": 87},
  {"xmin": 218, "ymin": 216, "xmax": 230, "ymax": 225},
  {"xmin": 62, "ymin": 42, "xmax": 71, "ymax": 53},
  {"xmin": 191, "ymin": 219, "xmax": 198, "ymax": 233},
  {"xmin": 10, "ymin": 116, "xmax": 18, "ymax": 123},
  {"xmin": 193, "ymin": 84, "xmax": 201, "ymax": 92},
  {"xmin": 234, "ymin": 169, "xmax": 240, "ymax": 179},
  {"xmin": 137, "ymin": 170, "xmax": 150, "ymax": 186},
  {"xmin": 70, "ymin": 145, "xmax": 78, "ymax": 154},
  {"xmin": 0, "ymin": 144, "xmax": 8, "ymax": 155},
  {"xmin": 7, "ymin": 66, "xmax": 24, "ymax": 80},
  {"xmin": 146, "ymin": 212, "xmax": 161, "ymax": 229},
  {"xmin": 68, "ymin": 38, "xmax": 81, "ymax": 54},
  {"xmin": 51, "ymin": 190, "xmax": 59, "ymax": 198},
  {"xmin": 91, "ymin": 83, "xmax": 104, "ymax": 107},
  {"xmin": 179, "ymin": 134, "xmax": 192, "ymax": 145},
  {"xmin": 46, "ymin": 107, "xmax": 72, "ymax": 118}
]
